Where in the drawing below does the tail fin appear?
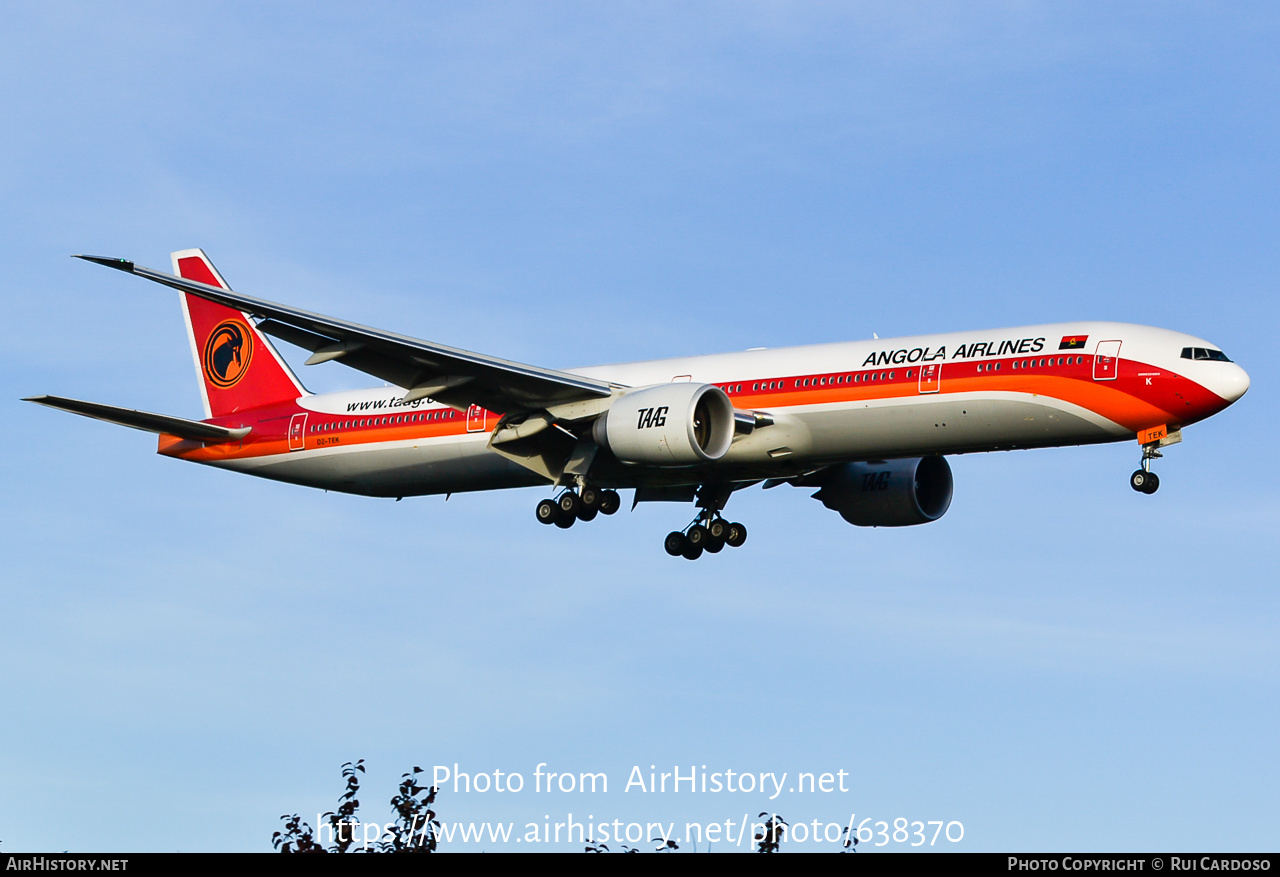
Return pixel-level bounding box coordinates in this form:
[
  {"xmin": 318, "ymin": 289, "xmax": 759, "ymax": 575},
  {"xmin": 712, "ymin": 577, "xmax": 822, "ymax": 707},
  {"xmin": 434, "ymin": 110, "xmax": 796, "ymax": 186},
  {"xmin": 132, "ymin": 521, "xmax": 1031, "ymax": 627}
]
[{"xmin": 172, "ymin": 249, "xmax": 306, "ymax": 418}]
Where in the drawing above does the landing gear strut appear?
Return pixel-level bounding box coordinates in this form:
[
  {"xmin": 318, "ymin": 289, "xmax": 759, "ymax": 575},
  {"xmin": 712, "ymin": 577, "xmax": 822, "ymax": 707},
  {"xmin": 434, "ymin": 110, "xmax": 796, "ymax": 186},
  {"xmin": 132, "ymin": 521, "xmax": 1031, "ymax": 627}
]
[{"xmin": 1130, "ymin": 445, "xmax": 1162, "ymax": 495}]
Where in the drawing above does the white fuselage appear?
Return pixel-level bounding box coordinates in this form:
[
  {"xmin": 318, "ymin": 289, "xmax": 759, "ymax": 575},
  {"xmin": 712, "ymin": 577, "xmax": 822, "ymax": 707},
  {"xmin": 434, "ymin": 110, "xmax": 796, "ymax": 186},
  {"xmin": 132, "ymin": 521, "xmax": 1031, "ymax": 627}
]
[{"xmin": 174, "ymin": 321, "xmax": 1248, "ymax": 498}]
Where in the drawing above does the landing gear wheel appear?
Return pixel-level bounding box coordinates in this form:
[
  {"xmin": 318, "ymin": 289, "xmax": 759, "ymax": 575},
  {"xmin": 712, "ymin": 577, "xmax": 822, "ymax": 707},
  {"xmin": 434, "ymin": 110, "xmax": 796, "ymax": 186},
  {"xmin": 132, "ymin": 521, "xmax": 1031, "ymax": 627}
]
[
  {"xmin": 681, "ymin": 543, "xmax": 704, "ymax": 561},
  {"xmin": 1130, "ymin": 470, "xmax": 1158, "ymax": 494},
  {"xmin": 708, "ymin": 519, "xmax": 729, "ymax": 541},
  {"xmin": 664, "ymin": 531, "xmax": 687, "ymax": 557},
  {"xmin": 578, "ymin": 505, "xmax": 598, "ymax": 522},
  {"xmin": 558, "ymin": 492, "xmax": 583, "ymax": 518},
  {"xmin": 704, "ymin": 535, "xmax": 725, "ymax": 553},
  {"xmin": 599, "ymin": 490, "xmax": 621, "ymax": 516},
  {"xmin": 686, "ymin": 524, "xmax": 711, "ymax": 550},
  {"xmin": 536, "ymin": 499, "xmax": 559, "ymax": 525},
  {"xmin": 554, "ymin": 512, "xmax": 575, "ymax": 529},
  {"xmin": 725, "ymin": 522, "xmax": 747, "ymax": 548},
  {"xmin": 579, "ymin": 486, "xmax": 601, "ymax": 511}
]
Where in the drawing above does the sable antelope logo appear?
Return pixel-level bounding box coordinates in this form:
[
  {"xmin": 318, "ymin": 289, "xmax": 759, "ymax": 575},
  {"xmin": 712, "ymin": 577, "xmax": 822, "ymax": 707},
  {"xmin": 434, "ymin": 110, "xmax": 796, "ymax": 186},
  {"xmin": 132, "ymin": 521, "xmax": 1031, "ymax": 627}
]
[{"xmin": 203, "ymin": 319, "xmax": 254, "ymax": 388}]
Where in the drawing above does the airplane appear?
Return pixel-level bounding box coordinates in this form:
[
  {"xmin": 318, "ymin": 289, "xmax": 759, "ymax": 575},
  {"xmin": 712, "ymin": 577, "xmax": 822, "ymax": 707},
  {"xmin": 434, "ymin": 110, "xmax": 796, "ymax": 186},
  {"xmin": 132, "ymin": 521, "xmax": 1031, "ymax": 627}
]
[{"xmin": 26, "ymin": 249, "xmax": 1250, "ymax": 559}]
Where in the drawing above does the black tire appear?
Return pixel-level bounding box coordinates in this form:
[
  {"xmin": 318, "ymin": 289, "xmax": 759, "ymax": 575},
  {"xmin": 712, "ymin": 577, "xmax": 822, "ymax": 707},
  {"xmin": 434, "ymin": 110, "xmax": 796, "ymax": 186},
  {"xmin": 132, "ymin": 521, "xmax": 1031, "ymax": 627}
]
[
  {"xmin": 725, "ymin": 522, "xmax": 747, "ymax": 548},
  {"xmin": 708, "ymin": 518, "xmax": 729, "ymax": 541},
  {"xmin": 687, "ymin": 524, "xmax": 710, "ymax": 549},
  {"xmin": 580, "ymin": 486, "xmax": 601, "ymax": 510},
  {"xmin": 704, "ymin": 535, "xmax": 725, "ymax": 553},
  {"xmin": 1141, "ymin": 471, "xmax": 1160, "ymax": 494},
  {"xmin": 664, "ymin": 531, "xmax": 687, "ymax": 556},
  {"xmin": 554, "ymin": 513, "xmax": 575, "ymax": 529},
  {"xmin": 558, "ymin": 492, "xmax": 582, "ymax": 518},
  {"xmin": 1130, "ymin": 470, "xmax": 1150, "ymax": 493},
  {"xmin": 599, "ymin": 490, "xmax": 621, "ymax": 516},
  {"xmin": 682, "ymin": 543, "xmax": 704, "ymax": 561},
  {"xmin": 578, "ymin": 506, "xmax": 598, "ymax": 522},
  {"xmin": 536, "ymin": 499, "xmax": 559, "ymax": 525}
]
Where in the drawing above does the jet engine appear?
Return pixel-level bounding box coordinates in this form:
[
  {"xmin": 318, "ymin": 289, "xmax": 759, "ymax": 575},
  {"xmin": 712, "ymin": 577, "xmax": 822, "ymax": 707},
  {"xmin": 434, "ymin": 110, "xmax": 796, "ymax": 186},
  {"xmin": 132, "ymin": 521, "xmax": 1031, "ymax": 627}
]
[
  {"xmin": 812, "ymin": 456, "xmax": 953, "ymax": 526},
  {"xmin": 592, "ymin": 383, "xmax": 735, "ymax": 465}
]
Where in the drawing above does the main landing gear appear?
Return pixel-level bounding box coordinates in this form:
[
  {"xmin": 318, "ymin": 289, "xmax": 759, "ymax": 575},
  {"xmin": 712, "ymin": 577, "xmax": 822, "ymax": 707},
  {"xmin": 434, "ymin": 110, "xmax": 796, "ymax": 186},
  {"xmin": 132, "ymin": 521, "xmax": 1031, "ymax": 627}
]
[
  {"xmin": 1130, "ymin": 444, "xmax": 1162, "ymax": 495},
  {"xmin": 664, "ymin": 514, "xmax": 748, "ymax": 561},
  {"xmin": 535, "ymin": 485, "xmax": 622, "ymax": 528},
  {"xmin": 537, "ymin": 481, "xmax": 749, "ymax": 559},
  {"xmin": 664, "ymin": 484, "xmax": 747, "ymax": 560}
]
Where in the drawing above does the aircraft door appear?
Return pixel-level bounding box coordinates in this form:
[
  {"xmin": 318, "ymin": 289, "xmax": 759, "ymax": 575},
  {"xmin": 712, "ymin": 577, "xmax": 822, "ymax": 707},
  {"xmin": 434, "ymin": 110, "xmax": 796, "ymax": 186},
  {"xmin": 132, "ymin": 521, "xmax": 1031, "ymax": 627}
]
[
  {"xmin": 466, "ymin": 405, "xmax": 487, "ymax": 432},
  {"xmin": 918, "ymin": 363, "xmax": 942, "ymax": 394},
  {"xmin": 1093, "ymin": 340, "xmax": 1122, "ymax": 381},
  {"xmin": 288, "ymin": 413, "xmax": 308, "ymax": 451}
]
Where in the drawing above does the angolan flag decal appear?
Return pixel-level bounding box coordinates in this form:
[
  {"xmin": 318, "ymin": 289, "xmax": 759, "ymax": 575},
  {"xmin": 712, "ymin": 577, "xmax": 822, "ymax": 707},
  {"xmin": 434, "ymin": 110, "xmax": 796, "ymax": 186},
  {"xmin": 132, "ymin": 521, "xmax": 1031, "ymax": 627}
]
[{"xmin": 1059, "ymin": 334, "xmax": 1088, "ymax": 350}]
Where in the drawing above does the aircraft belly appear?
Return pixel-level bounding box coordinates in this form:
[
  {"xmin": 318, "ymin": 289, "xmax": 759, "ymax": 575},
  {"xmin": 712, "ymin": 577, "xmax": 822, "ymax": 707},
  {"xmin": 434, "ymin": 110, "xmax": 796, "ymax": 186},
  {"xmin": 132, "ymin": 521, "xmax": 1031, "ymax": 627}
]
[{"xmin": 209, "ymin": 436, "xmax": 544, "ymax": 497}]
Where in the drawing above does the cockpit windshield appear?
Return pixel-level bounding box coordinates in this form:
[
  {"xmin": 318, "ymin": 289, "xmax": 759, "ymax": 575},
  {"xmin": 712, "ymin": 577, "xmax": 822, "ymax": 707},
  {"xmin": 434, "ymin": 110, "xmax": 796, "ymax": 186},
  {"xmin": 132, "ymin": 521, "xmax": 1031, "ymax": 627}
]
[{"xmin": 1181, "ymin": 347, "xmax": 1233, "ymax": 362}]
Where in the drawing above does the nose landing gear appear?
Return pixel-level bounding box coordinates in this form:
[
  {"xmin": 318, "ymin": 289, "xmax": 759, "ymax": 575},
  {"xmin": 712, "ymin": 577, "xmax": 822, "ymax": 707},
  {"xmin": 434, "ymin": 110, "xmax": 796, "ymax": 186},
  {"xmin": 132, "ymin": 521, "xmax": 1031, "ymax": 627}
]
[
  {"xmin": 1129, "ymin": 468, "xmax": 1159, "ymax": 494},
  {"xmin": 1130, "ymin": 443, "xmax": 1163, "ymax": 495}
]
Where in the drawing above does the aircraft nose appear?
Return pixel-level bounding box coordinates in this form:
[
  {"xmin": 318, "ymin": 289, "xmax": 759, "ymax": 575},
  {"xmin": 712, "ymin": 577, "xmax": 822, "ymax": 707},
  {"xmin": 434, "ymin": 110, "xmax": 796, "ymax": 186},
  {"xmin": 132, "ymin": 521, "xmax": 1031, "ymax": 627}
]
[{"xmin": 1216, "ymin": 363, "xmax": 1251, "ymax": 403}]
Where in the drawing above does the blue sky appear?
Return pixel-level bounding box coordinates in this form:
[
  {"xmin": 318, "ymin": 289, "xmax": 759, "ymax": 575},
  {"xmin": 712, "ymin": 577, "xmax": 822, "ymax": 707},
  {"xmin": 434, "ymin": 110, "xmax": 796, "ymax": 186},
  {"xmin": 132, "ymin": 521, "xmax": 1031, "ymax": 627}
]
[{"xmin": 2, "ymin": 2, "xmax": 1277, "ymax": 852}]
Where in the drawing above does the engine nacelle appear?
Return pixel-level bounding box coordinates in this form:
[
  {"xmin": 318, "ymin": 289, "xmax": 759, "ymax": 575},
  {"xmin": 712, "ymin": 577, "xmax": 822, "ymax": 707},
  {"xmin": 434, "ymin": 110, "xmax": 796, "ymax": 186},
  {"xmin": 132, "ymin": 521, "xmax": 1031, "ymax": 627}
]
[
  {"xmin": 593, "ymin": 383, "xmax": 735, "ymax": 465},
  {"xmin": 812, "ymin": 456, "xmax": 953, "ymax": 527}
]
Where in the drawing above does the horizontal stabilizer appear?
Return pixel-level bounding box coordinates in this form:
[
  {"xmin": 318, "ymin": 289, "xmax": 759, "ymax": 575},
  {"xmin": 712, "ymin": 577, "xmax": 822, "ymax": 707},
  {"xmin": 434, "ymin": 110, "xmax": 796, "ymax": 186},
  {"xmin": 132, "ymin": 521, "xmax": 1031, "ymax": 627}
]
[{"xmin": 23, "ymin": 395, "xmax": 251, "ymax": 443}]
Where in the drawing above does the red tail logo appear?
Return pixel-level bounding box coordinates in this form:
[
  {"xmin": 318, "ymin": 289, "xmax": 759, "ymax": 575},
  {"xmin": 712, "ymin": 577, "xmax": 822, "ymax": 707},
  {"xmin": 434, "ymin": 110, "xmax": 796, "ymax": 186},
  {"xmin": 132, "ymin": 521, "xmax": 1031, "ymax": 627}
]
[{"xmin": 203, "ymin": 319, "xmax": 254, "ymax": 388}]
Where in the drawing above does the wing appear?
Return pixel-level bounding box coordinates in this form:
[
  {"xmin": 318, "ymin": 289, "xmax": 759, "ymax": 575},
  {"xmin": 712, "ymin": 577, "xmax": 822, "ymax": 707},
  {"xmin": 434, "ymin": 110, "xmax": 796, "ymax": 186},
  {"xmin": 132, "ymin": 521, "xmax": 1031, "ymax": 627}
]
[{"xmin": 75, "ymin": 255, "xmax": 616, "ymax": 415}]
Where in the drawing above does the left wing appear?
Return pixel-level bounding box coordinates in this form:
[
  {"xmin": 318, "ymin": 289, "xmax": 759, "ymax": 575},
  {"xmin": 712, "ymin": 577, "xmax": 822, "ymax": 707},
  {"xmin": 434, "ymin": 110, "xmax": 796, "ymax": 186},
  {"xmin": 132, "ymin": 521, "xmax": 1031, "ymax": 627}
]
[{"xmin": 76, "ymin": 255, "xmax": 617, "ymax": 415}]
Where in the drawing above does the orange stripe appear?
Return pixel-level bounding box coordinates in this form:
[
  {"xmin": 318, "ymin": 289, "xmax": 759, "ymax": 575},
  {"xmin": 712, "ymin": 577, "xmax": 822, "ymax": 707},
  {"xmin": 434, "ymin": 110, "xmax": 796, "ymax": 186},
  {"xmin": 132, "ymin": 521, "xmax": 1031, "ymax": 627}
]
[{"xmin": 161, "ymin": 359, "xmax": 1204, "ymax": 462}]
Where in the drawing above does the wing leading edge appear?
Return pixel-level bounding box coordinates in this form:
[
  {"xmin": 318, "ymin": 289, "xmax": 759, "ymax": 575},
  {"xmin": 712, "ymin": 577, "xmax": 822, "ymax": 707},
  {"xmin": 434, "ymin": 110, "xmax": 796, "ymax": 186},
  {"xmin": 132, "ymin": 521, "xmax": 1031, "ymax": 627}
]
[{"xmin": 75, "ymin": 255, "xmax": 616, "ymax": 415}]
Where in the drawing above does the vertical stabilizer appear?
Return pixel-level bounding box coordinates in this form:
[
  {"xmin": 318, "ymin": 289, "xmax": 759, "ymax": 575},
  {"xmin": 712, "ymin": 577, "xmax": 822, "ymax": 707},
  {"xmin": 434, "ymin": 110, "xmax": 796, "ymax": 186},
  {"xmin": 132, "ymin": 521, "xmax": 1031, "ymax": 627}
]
[{"xmin": 172, "ymin": 249, "xmax": 306, "ymax": 418}]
